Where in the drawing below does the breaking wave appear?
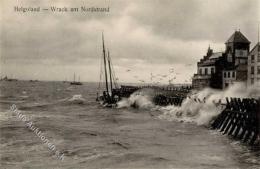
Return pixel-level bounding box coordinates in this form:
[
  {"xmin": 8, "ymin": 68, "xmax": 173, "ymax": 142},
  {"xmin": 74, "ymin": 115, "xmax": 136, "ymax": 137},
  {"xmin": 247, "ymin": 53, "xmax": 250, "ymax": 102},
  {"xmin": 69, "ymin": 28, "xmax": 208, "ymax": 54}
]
[
  {"xmin": 68, "ymin": 94, "xmax": 85, "ymax": 104},
  {"xmin": 117, "ymin": 83, "xmax": 259, "ymax": 126},
  {"xmin": 159, "ymin": 83, "xmax": 259, "ymax": 126},
  {"xmin": 117, "ymin": 88, "xmax": 155, "ymax": 109}
]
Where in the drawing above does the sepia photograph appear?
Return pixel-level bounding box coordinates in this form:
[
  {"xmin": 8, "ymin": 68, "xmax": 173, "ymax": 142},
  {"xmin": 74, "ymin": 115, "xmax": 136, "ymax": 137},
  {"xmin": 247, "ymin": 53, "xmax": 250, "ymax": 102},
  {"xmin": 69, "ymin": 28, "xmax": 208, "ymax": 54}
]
[{"xmin": 0, "ymin": 0, "xmax": 260, "ymax": 168}]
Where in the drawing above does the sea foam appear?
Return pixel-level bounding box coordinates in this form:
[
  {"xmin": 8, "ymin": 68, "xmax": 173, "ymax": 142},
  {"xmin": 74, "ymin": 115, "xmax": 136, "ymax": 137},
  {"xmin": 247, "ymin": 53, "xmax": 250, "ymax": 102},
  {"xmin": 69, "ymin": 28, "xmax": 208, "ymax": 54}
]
[
  {"xmin": 68, "ymin": 94, "xmax": 85, "ymax": 104},
  {"xmin": 117, "ymin": 88, "xmax": 155, "ymax": 109},
  {"xmin": 159, "ymin": 83, "xmax": 259, "ymax": 126},
  {"xmin": 118, "ymin": 83, "xmax": 259, "ymax": 126}
]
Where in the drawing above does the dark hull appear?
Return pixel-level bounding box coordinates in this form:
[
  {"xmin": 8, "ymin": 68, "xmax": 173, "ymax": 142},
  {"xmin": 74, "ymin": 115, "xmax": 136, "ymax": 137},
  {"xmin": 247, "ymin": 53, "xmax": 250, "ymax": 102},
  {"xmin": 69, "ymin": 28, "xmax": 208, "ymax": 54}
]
[
  {"xmin": 97, "ymin": 85, "xmax": 140, "ymax": 108},
  {"xmin": 70, "ymin": 82, "xmax": 82, "ymax": 85}
]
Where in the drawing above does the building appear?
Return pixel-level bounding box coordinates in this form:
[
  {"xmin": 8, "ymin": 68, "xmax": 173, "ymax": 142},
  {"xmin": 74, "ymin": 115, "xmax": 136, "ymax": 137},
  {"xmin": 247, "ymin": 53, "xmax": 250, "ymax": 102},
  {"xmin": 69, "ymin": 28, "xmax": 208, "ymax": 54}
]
[
  {"xmin": 247, "ymin": 42, "xmax": 260, "ymax": 86},
  {"xmin": 192, "ymin": 30, "xmax": 250, "ymax": 90},
  {"xmin": 192, "ymin": 47, "xmax": 226, "ymax": 89},
  {"xmin": 222, "ymin": 30, "xmax": 250, "ymax": 88}
]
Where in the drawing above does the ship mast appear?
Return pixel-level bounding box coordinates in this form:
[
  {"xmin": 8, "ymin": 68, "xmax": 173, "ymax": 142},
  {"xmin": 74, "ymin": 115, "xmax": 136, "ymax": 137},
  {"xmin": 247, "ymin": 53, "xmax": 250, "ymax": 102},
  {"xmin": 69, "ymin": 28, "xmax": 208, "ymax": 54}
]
[
  {"xmin": 107, "ymin": 50, "xmax": 113, "ymax": 95},
  {"xmin": 102, "ymin": 33, "xmax": 109, "ymax": 97}
]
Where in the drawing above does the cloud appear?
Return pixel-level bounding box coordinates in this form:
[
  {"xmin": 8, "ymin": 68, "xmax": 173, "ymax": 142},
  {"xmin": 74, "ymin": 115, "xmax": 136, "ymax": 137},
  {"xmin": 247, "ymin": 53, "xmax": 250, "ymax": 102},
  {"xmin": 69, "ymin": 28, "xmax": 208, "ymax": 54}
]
[
  {"xmin": 129, "ymin": 0, "xmax": 259, "ymax": 41},
  {"xmin": 1, "ymin": 0, "xmax": 259, "ymax": 83}
]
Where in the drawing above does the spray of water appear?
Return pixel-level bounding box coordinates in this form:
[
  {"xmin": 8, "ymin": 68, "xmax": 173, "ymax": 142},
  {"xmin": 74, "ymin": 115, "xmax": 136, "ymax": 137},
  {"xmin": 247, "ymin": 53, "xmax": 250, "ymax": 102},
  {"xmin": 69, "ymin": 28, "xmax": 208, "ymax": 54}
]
[
  {"xmin": 117, "ymin": 88, "xmax": 155, "ymax": 109},
  {"xmin": 159, "ymin": 83, "xmax": 259, "ymax": 126},
  {"xmin": 116, "ymin": 83, "xmax": 259, "ymax": 126},
  {"xmin": 68, "ymin": 94, "xmax": 85, "ymax": 104}
]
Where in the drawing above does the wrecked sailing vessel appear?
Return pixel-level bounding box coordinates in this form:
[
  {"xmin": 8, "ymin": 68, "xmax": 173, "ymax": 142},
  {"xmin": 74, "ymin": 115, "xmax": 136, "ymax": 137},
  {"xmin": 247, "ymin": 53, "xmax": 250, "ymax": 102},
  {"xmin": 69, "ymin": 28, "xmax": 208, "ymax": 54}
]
[{"xmin": 96, "ymin": 33, "xmax": 139, "ymax": 107}]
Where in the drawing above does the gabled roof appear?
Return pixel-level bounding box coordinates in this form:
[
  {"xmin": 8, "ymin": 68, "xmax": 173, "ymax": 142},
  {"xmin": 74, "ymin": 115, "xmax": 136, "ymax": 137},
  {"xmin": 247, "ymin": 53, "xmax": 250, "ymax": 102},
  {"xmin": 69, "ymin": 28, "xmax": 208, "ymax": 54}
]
[
  {"xmin": 249, "ymin": 42, "xmax": 260, "ymax": 54},
  {"xmin": 225, "ymin": 31, "xmax": 250, "ymax": 44}
]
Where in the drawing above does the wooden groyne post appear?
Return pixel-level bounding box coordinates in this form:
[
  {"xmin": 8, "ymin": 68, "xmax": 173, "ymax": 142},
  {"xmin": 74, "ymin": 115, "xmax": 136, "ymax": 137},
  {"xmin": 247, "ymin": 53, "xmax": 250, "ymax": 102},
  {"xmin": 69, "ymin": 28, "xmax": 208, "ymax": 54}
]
[{"xmin": 211, "ymin": 97, "xmax": 260, "ymax": 145}]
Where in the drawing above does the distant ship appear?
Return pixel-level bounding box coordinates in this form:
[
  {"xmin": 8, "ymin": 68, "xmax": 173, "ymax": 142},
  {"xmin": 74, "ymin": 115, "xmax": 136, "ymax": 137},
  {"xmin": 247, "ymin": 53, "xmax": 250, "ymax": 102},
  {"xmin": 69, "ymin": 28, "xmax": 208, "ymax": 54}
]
[
  {"xmin": 0, "ymin": 76, "xmax": 18, "ymax": 82},
  {"xmin": 62, "ymin": 78, "xmax": 68, "ymax": 83},
  {"xmin": 29, "ymin": 80, "xmax": 39, "ymax": 82},
  {"xmin": 70, "ymin": 73, "xmax": 82, "ymax": 85}
]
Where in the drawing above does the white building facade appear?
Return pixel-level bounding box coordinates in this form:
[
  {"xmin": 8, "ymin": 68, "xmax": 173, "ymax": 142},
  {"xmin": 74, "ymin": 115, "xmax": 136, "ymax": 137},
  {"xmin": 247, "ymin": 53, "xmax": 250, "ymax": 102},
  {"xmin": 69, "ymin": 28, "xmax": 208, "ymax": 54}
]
[{"xmin": 247, "ymin": 42, "xmax": 260, "ymax": 86}]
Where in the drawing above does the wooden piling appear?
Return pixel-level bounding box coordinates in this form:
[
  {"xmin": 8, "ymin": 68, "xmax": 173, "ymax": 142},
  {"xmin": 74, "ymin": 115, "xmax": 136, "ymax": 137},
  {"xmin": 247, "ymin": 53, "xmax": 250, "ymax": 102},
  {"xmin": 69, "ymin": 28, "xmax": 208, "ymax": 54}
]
[{"xmin": 211, "ymin": 97, "xmax": 259, "ymax": 146}]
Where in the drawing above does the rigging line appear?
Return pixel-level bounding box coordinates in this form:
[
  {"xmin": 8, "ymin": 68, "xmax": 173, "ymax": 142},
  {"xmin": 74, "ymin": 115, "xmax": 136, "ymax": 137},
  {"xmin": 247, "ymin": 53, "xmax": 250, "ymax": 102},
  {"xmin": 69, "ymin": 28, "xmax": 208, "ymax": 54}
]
[
  {"xmin": 257, "ymin": 22, "xmax": 259, "ymax": 43},
  {"xmin": 98, "ymin": 56, "xmax": 104, "ymax": 91},
  {"xmin": 110, "ymin": 60, "xmax": 117, "ymax": 88},
  {"xmin": 98, "ymin": 39, "xmax": 104, "ymax": 92},
  {"xmin": 111, "ymin": 57, "xmax": 119, "ymax": 88},
  {"xmin": 112, "ymin": 70, "xmax": 118, "ymax": 89},
  {"xmin": 110, "ymin": 57, "xmax": 119, "ymax": 88},
  {"xmin": 102, "ymin": 32, "xmax": 109, "ymax": 95},
  {"xmin": 108, "ymin": 55, "xmax": 116, "ymax": 87},
  {"xmin": 107, "ymin": 50, "xmax": 113, "ymax": 94}
]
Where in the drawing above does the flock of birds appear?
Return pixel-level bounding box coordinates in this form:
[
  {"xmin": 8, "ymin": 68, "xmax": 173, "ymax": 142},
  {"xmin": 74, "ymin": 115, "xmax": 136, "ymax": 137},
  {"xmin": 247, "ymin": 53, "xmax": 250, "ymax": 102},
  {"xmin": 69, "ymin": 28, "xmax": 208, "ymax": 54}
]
[{"xmin": 119, "ymin": 64, "xmax": 193, "ymax": 85}]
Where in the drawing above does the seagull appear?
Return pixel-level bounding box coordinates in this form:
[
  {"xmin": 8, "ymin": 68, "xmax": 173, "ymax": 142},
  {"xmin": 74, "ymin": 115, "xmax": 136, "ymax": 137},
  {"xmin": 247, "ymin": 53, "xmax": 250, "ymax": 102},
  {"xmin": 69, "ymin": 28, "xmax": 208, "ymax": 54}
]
[{"xmin": 185, "ymin": 63, "xmax": 192, "ymax": 66}]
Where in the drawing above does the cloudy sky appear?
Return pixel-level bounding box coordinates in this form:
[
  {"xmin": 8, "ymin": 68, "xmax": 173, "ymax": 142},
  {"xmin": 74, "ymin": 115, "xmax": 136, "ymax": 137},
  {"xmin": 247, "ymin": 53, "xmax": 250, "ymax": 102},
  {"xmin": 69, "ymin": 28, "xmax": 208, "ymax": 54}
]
[{"xmin": 1, "ymin": 0, "xmax": 259, "ymax": 84}]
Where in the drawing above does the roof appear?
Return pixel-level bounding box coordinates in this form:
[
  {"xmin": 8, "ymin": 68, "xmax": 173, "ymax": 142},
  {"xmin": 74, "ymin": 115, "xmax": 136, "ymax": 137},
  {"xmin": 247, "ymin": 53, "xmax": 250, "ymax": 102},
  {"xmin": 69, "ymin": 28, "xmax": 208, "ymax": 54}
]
[
  {"xmin": 209, "ymin": 52, "xmax": 223, "ymax": 59},
  {"xmin": 249, "ymin": 42, "xmax": 260, "ymax": 54},
  {"xmin": 225, "ymin": 31, "xmax": 250, "ymax": 44}
]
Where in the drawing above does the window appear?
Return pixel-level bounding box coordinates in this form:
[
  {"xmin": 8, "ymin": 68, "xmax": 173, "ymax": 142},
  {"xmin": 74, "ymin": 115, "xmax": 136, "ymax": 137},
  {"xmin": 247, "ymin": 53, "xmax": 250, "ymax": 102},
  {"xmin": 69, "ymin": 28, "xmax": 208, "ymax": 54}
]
[
  {"xmin": 251, "ymin": 78, "xmax": 254, "ymax": 84},
  {"xmin": 239, "ymin": 59, "xmax": 246, "ymax": 64},
  {"xmin": 211, "ymin": 67, "xmax": 214, "ymax": 74},
  {"xmin": 224, "ymin": 72, "xmax": 226, "ymax": 78},
  {"xmin": 232, "ymin": 71, "xmax": 235, "ymax": 78},
  {"xmin": 205, "ymin": 68, "xmax": 208, "ymax": 75},
  {"xmin": 199, "ymin": 68, "xmax": 202, "ymax": 75},
  {"xmin": 227, "ymin": 53, "xmax": 232, "ymax": 62},
  {"xmin": 258, "ymin": 66, "xmax": 260, "ymax": 74},
  {"xmin": 228, "ymin": 72, "xmax": 230, "ymax": 78},
  {"xmin": 251, "ymin": 55, "xmax": 255, "ymax": 63},
  {"xmin": 258, "ymin": 54, "xmax": 260, "ymax": 62},
  {"xmin": 251, "ymin": 66, "xmax": 254, "ymax": 74}
]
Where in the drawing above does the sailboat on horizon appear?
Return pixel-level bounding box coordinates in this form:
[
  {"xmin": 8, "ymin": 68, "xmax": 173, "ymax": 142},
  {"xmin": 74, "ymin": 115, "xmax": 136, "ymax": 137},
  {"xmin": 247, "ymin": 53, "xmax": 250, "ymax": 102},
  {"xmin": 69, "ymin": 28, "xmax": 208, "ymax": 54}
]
[{"xmin": 70, "ymin": 73, "xmax": 82, "ymax": 85}]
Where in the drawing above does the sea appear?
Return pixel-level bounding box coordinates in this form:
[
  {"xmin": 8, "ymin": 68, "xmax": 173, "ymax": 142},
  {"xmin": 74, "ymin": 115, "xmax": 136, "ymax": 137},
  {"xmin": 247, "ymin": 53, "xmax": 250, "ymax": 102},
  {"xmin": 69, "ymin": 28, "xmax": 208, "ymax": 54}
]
[{"xmin": 0, "ymin": 81, "xmax": 259, "ymax": 169}]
